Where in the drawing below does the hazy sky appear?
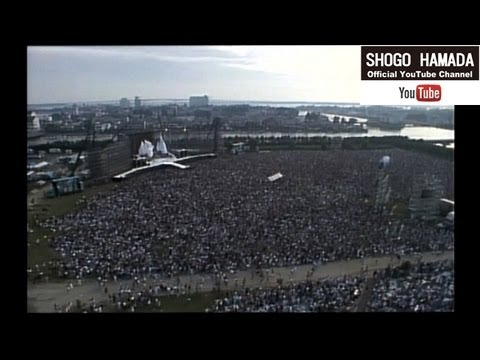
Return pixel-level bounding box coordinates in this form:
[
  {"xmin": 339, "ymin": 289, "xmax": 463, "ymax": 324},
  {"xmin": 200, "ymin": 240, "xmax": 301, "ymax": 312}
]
[{"xmin": 27, "ymin": 46, "xmax": 360, "ymax": 104}]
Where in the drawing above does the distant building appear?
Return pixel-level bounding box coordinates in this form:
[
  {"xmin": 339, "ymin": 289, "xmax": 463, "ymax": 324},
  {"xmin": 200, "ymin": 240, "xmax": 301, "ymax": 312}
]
[
  {"xmin": 27, "ymin": 112, "xmax": 40, "ymax": 130},
  {"xmin": 231, "ymin": 142, "xmax": 245, "ymax": 155},
  {"xmin": 134, "ymin": 96, "xmax": 141, "ymax": 108},
  {"xmin": 94, "ymin": 123, "xmax": 111, "ymax": 132},
  {"xmin": 194, "ymin": 109, "xmax": 212, "ymax": 120},
  {"xmin": 161, "ymin": 105, "xmax": 178, "ymax": 117},
  {"xmin": 189, "ymin": 95, "xmax": 209, "ymax": 107},
  {"xmin": 120, "ymin": 98, "xmax": 131, "ymax": 108}
]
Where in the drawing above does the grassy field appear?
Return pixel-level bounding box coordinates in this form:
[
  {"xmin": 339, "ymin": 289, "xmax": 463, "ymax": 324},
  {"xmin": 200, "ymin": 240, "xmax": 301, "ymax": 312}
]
[
  {"xmin": 27, "ymin": 182, "xmax": 117, "ymax": 275},
  {"xmin": 390, "ymin": 202, "xmax": 410, "ymax": 219},
  {"xmin": 155, "ymin": 291, "xmax": 225, "ymax": 312}
]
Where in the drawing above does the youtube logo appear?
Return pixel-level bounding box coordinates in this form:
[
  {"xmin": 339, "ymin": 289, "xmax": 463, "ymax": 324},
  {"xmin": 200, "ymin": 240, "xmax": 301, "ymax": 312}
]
[{"xmin": 416, "ymin": 84, "xmax": 441, "ymax": 102}]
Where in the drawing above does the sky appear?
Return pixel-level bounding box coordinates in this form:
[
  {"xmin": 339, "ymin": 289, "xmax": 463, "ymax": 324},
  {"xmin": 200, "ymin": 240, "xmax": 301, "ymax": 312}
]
[{"xmin": 27, "ymin": 46, "xmax": 360, "ymax": 104}]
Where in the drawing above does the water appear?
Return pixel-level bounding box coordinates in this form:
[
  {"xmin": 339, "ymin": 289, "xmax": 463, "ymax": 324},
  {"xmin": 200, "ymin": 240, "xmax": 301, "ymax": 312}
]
[
  {"xmin": 27, "ymin": 126, "xmax": 454, "ymax": 147},
  {"xmin": 27, "ymin": 99, "xmax": 360, "ymax": 110},
  {"xmin": 223, "ymin": 126, "xmax": 454, "ymax": 141},
  {"xmin": 27, "ymin": 134, "xmax": 113, "ymax": 146},
  {"xmin": 397, "ymin": 126, "xmax": 454, "ymax": 141}
]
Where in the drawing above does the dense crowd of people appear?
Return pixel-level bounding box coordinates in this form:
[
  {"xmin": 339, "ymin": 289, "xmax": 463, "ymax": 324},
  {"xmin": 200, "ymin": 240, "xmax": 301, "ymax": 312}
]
[
  {"xmin": 208, "ymin": 259, "xmax": 454, "ymax": 313},
  {"xmin": 207, "ymin": 275, "xmax": 366, "ymax": 312},
  {"xmin": 88, "ymin": 281, "xmax": 182, "ymax": 313},
  {"xmin": 104, "ymin": 259, "xmax": 453, "ymax": 313},
  {"xmin": 38, "ymin": 150, "xmax": 453, "ymax": 282},
  {"xmin": 67, "ymin": 258, "xmax": 453, "ymax": 313},
  {"xmin": 368, "ymin": 259, "xmax": 454, "ymax": 312}
]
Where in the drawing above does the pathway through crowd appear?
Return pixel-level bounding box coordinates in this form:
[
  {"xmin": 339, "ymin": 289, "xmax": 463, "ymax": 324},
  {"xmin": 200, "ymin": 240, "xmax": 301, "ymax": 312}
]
[{"xmin": 28, "ymin": 250, "xmax": 453, "ymax": 312}]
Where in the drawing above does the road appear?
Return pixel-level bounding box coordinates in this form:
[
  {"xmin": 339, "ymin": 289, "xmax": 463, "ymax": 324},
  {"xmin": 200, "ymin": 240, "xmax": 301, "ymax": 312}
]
[{"xmin": 27, "ymin": 250, "xmax": 453, "ymax": 313}]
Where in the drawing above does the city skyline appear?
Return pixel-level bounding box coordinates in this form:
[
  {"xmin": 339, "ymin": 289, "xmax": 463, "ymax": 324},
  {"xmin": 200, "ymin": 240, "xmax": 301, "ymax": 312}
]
[{"xmin": 27, "ymin": 46, "xmax": 360, "ymax": 104}]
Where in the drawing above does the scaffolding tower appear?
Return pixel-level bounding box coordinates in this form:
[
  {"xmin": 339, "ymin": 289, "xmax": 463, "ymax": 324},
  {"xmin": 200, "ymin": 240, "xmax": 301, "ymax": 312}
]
[
  {"xmin": 375, "ymin": 169, "xmax": 392, "ymax": 215},
  {"xmin": 408, "ymin": 174, "xmax": 443, "ymax": 220}
]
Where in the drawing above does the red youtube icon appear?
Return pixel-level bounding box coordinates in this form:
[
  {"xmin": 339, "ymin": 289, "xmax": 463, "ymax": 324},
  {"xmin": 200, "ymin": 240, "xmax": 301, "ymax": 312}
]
[{"xmin": 416, "ymin": 84, "xmax": 441, "ymax": 102}]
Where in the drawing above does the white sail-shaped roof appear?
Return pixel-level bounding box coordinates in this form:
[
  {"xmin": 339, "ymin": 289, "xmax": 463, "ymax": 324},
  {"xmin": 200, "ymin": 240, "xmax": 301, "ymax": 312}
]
[
  {"xmin": 144, "ymin": 140, "xmax": 154, "ymax": 158},
  {"xmin": 157, "ymin": 135, "xmax": 168, "ymax": 154},
  {"xmin": 138, "ymin": 140, "xmax": 155, "ymax": 157},
  {"xmin": 138, "ymin": 141, "xmax": 147, "ymax": 156}
]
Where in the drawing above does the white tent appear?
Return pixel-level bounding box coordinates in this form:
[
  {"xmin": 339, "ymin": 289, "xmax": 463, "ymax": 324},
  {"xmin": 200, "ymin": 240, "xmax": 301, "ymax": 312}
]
[
  {"xmin": 446, "ymin": 211, "xmax": 454, "ymax": 222},
  {"xmin": 379, "ymin": 155, "xmax": 391, "ymax": 169},
  {"xmin": 28, "ymin": 161, "xmax": 49, "ymax": 170}
]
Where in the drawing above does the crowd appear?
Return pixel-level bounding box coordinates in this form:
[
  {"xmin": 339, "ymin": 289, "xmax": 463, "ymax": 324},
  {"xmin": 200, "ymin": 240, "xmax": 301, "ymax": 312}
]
[
  {"xmin": 66, "ymin": 259, "xmax": 453, "ymax": 313},
  {"xmin": 89, "ymin": 282, "xmax": 181, "ymax": 313},
  {"xmin": 207, "ymin": 275, "xmax": 366, "ymax": 312},
  {"xmin": 37, "ymin": 150, "xmax": 453, "ymax": 282},
  {"xmin": 368, "ymin": 259, "xmax": 454, "ymax": 312}
]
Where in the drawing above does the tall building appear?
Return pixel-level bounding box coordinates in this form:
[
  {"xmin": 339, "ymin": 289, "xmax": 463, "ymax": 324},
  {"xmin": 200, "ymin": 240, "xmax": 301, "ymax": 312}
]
[
  {"xmin": 134, "ymin": 96, "xmax": 141, "ymax": 108},
  {"xmin": 189, "ymin": 95, "xmax": 209, "ymax": 107},
  {"xmin": 120, "ymin": 98, "xmax": 131, "ymax": 108}
]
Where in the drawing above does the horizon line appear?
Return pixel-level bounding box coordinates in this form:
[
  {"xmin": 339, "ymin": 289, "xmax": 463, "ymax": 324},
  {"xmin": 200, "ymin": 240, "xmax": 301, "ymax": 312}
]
[{"xmin": 28, "ymin": 98, "xmax": 361, "ymax": 107}]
